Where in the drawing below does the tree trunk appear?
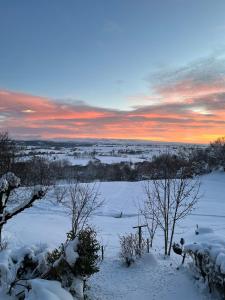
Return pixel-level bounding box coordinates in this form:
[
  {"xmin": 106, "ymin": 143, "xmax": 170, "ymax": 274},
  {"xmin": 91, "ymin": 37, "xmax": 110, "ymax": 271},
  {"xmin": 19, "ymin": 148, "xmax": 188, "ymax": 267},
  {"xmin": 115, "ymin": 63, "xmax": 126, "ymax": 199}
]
[
  {"xmin": 168, "ymin": 205, "xmax": 178, "ymax": 256},
  {"xmin": 168, "ymin": 219, "xmax": 176, "ymax": 256},
  {"xmin": 164, "ymin": 228, "xmax": 168, "ymax": 255}
]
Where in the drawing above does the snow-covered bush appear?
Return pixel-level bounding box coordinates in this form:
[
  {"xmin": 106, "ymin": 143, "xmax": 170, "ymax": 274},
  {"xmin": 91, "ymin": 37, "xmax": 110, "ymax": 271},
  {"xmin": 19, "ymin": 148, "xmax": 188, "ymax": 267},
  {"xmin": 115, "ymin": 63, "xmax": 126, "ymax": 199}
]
[
  {"xmin": 0, "ymin": 244, "xmax": 49, "ymax": 297},
  {"xmin": 0, "ymin": 237, "xmax": 83, "ymax": 299},
  {"xmin": 119, "ymin": 233, "xmax": 145, "ymax": 267},
  {"xmin": 185, "ymin": 240, "xmax": 225, "ymax": 297},
  {"xmin": 0, "ymin": 229, "xmax": 100, "ymax": 299},
  {"xmin": 120, "ymin": 234, "xmax": 135, "ymax": 267}
]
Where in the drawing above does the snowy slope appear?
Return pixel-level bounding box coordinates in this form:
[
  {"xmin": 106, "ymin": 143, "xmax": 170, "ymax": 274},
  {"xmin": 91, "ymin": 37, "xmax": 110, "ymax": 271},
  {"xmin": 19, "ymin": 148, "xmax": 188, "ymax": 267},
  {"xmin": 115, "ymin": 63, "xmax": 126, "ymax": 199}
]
[{"xmin": 3, "ymin": 172, "xmax": 225, "ymax": 299}]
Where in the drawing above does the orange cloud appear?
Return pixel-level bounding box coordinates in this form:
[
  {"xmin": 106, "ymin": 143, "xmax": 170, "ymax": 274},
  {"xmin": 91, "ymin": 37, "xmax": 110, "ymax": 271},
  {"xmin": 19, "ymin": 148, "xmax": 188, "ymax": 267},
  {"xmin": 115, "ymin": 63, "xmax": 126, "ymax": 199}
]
[{"xmin": 0, "ymin": 84, "xmax": 225, "ymax": 143}]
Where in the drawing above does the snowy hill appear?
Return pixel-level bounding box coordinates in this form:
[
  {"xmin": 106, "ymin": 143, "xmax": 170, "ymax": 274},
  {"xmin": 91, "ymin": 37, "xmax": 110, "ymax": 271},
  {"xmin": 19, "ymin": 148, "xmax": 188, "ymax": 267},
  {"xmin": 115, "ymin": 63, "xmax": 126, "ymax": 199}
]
[{"xmin": 2, "ymin": 171, "xmax": 225, "ymax": 299}]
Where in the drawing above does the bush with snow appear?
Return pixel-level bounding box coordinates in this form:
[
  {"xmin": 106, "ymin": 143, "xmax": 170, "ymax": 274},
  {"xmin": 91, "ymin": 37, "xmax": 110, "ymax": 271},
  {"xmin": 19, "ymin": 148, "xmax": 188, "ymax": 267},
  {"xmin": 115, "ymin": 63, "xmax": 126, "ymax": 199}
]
[
  {"xmin": 0, "ymin": 228, "xmax": 100, "ymax": 299},
  {"xmin": 119, "ymin": 233, "xmax": 146, "ymax": 267},
  {"xmin": 0, "ymin": 238, "xmax": 81, "ymax": 299},
  {"xmin": 184, "ymin": 235, "xmax": 225, "ymax": 297},
  {"xmin": 0, "ymin": 244, "xmax": 49, "ymax": 297}
]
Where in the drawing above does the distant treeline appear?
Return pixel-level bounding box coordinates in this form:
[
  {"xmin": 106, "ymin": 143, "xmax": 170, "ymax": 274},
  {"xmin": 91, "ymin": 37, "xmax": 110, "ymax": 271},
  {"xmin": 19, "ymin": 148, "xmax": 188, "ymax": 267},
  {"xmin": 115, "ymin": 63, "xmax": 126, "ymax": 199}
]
[
  {"xmin": 11, "ymin": 137, "xmax": 225, "ymax": 185},
  {"xmin": 1, "ymin": 132, "xmax": 225, "ymax": 185}
]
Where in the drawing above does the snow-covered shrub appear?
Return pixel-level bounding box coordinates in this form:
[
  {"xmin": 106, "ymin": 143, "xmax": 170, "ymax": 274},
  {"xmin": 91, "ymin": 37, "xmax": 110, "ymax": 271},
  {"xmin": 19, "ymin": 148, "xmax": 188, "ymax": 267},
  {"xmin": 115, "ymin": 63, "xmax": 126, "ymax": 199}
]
[
  {"xmin": 119, "ymin": 233, "xmax": 145, "ymax": 267},
  {"xmin": 0, "ymin": 244, "xmax": 49, "ymax": 297},
  {"xmin": 185, "ymin": 241, "xmax": 225, "ymax": 297},
  {"xmin": 0, "ymin": 239, "xmax": 82, "ymax": 299},
  {"xmin": 120, "ymin": 234, "xmax": 135, "ymax": 267}
]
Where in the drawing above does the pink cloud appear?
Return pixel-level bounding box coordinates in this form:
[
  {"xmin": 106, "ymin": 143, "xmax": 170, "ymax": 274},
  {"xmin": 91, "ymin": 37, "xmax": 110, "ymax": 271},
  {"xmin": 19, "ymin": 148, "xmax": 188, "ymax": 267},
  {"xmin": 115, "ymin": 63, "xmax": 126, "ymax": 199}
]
[{"xmin": 1, "ymin": 87, "xmax": 225, "ymax": 143}]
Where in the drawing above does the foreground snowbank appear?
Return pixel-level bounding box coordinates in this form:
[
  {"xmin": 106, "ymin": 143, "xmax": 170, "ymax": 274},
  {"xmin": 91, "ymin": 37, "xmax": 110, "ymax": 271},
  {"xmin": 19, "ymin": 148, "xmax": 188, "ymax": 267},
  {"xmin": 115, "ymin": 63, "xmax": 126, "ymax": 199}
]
[
  {"xmin": 25, "ymin": 279, "xmax": 73, "ymax": 300},
  {"xmin": 185, "ymin": 227, "xmax": 225, "ymax": 297}
]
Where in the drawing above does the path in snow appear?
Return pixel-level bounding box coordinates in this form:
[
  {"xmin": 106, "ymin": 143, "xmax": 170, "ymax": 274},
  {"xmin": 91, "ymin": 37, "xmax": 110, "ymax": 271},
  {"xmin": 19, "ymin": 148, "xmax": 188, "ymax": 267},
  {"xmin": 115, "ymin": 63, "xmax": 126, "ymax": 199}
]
[{"xmin": 89, "ymin": 254, "xmax": 212, "ymax": 300}]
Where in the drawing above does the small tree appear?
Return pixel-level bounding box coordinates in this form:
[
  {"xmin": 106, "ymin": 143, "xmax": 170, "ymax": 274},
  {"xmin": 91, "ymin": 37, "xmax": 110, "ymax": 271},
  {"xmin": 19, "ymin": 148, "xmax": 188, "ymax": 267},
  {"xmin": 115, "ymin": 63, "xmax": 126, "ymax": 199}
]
[
  {"xmin": 144, "ymin": 169, "xmax": 200, "ymax": 255},
  {"xmin": 46, "ymin": 227, "xmax": 100, "ymax": 298},
  {"xmin": 69, "ymin": 226, "xmax": 101, "ymax": 277},
  {"xmin": 0, "ymin": 172, "xmax": 46, "ymax": 246},
  {"xmin": 62, "ymin": 182, "xmax": 103, "ymax": 237}
]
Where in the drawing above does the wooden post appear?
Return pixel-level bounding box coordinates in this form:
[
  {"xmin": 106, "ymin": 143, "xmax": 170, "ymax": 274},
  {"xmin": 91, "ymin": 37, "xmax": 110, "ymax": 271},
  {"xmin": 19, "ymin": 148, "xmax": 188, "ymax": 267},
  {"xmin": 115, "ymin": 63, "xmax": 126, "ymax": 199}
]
[
  {"xmin": 182, "ymin": 253, "xmax": 186, "ymax": 264},
  {"xmin": 138, "ymin": 226, "xmax": 142, "ymax": 249},
  {"xmin": 101, "ymin": 245, "xmax": 104, "ymax": 260},
  {"xmin": 133, "ymin": 224, "xmax": 148, "ymax": 255},
  {"xmin": 147, "ymin": 238, "xmax": 150, "ymax": 253}
]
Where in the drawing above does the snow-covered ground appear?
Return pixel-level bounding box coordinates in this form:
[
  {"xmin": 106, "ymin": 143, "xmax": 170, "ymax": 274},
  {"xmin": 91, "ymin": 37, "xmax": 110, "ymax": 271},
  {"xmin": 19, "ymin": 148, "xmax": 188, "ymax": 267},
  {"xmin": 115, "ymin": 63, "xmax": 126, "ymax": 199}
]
[
  {"xmin": 17, "ymin": 141, "xmax": 204, "ymax": 166},
  {"xmin": 4, "ymin": 171, "xmax": 225, "ymax": 299}
]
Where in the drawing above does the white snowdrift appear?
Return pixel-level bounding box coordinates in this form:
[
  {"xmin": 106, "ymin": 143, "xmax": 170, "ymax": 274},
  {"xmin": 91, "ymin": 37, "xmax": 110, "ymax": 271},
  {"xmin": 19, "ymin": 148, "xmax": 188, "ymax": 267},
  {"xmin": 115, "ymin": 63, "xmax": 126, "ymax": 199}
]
[{"xmin": 25, "ymin": 279, "xmax": 74, "ymax": 300}]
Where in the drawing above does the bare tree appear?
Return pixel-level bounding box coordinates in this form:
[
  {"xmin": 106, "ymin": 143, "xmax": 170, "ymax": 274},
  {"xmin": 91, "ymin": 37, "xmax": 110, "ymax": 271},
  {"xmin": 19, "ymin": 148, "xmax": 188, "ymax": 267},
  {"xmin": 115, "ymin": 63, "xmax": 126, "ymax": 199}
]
[
  {"xmin": 0, "ymin": 172, "xmax": 46, "ymax": 246},
  {"xmin": 53, "ymin": 185, "xmax": 67, "ymax": 204},
  {"xmin": 144, "ymin": 170, "xmax": 200, "ymax": 255},
  {"xmin": 61, "ymin": 182, "xmax": 103, "ymax": 237},
  {"xmin": 141, "ymin": 183, "xmax": 159, "ymax": 248}
]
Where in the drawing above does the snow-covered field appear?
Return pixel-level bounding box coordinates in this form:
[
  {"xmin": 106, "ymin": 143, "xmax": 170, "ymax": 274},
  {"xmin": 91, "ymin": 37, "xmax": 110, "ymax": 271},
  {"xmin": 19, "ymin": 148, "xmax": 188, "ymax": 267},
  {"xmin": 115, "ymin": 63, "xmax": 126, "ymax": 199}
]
[
  {"xmin": 3, "ymin": 171, "xmax": 225, "ymax": 299},
  {"xmin": 17, "ymin": 141, "xmax": 204, "ymax": 165}
]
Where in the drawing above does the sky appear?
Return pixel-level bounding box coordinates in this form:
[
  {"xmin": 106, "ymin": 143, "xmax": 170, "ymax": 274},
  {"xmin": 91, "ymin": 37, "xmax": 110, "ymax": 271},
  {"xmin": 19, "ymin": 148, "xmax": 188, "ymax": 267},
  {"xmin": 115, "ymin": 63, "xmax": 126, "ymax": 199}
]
[{"xmin": 1, "ymin": 0, "xmax": 225, "ymax": 143}]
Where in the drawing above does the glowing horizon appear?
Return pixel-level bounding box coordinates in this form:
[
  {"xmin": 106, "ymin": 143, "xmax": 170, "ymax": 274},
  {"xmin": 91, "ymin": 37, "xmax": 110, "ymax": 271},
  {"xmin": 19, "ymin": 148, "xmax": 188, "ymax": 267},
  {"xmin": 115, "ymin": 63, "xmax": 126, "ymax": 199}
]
[{"xmin": 1, "ymin": 83, "xmax": 225, "ymax": 144}]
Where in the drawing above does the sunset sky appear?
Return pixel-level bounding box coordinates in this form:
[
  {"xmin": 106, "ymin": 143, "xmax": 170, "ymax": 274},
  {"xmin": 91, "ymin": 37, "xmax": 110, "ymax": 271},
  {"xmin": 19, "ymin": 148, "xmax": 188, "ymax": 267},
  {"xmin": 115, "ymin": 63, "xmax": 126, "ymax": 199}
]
[{"xmin": 1, "ymin": 0, "xmax": 225, "ymax": 143}]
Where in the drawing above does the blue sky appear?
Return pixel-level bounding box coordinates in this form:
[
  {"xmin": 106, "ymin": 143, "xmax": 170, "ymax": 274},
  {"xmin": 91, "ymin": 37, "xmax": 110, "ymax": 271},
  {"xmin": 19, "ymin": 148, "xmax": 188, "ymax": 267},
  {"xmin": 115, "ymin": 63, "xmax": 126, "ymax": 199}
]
[
  {"xmin": 1, "ymin": 1, "xmax": 225, "ymax": 142},
  {"xmin": 1, "ymin": 0, "xmax": 225, "ymax": 110}
]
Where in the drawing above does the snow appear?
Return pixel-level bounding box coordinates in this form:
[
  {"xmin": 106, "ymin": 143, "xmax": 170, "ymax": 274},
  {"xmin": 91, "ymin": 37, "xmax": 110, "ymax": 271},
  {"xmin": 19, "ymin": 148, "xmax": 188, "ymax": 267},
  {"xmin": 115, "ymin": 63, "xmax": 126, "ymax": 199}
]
[
  {"xmin": 1, "ymin": 173, "xmax": 20, "ymax": 188},
  {"xmin": 185, "ymin": 225, "xmax": 225, "ymax": 275},
  {"xmin": 71, "ymin": 277, "xmax": 84, "ymax": 299},
  {"xmin": 1, "ymin": 171, "xmax": 225, "ymax": 299},
  {"xmin": 88, "ymin": 254, "xmax": 207, "ymax": 300},
  {"xmin": 64, "ymin": 239, "xmax": 79, "ymax": 267},
  {"xmin": 216, "ymin": 253, "xmax": 225, "ymax": 274},
  {"xmin": 25, "ymin": 279, "xmax": 73, "ymax": 300},
  {"xmin": 0, "ymin": 250, "xmax": 12, "ymax": 289},
  {"xmin": 17, "ymin": 142, "xmax": 202, "ymax": 166},
  {"xmin": 0, "ymin": 178, "xmax": 8, "ymax": 192}
]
